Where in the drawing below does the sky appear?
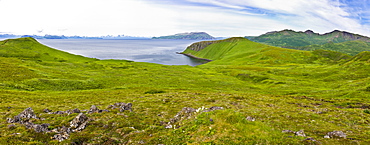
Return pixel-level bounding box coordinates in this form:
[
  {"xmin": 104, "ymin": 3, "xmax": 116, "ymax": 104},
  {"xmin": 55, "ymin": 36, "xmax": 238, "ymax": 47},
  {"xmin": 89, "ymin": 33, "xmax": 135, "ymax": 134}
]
[{"xmin": 0, "ymin": 0, "xmax": 369, "ymax": 37}]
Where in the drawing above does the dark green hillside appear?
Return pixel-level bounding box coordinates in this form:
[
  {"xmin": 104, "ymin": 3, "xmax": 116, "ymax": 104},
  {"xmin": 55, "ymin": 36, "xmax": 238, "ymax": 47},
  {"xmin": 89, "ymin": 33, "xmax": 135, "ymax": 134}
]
[
  {"xmin": 247, "ymin": 29, "xmax": 370, "ymax": 55},
  {"xmin": 182, "ymin": 37, "xmax": 369, "ymax": 98},
  {"xmin": 296, "ymin": 40, "xmax": 370, "ymax": 56},
  {"xmin": 0, "ymin": 37, "xmax": 95, "ymax": 62},
  {"xmin": 152, "ymin": 32, "xmax": 215, "ymax": 40},
  {"xmin": 248, "ymin": 29, "xmax": 370, "ymax": 47},
  {"xmin": 1, "ymin": 38, "xmax": 370, "ymax": 144}
]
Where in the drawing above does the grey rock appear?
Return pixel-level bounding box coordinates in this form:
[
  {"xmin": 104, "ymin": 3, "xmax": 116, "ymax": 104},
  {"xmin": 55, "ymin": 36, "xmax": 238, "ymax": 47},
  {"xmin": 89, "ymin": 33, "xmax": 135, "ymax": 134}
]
[
  {"xmin": 120, "ymin": 103, "xmax": 133, "ymax": 112},
  {"xmin": 202, "ymin": 106, "xmax": 224, "ymax": 112},
  {"xmin": 295, "ymin": 130, "xmax": 306, "ymax": 137},
  {"xmin": 246, "ymin": 116, "xmax": 256, "ymax": 121},
  {"xmin": 7, "ymin": 107, "xmax": 38, "ymax": 123},
  {"xmin": 17, "ymin": 107, "xmax": 38, "ymax": 119},
  {"xmin": 70, "ymin": 113, "xmax": 89, "ymax": 129},
  {"xmin": 52, "ymin": 133, "xmax": 70, "ymax": 142},
  {"xmin": 32, "ymin": 123, "xmax": 50, "ymax": 133},
  {"xmin": 88, "ymin": 105, "xmax": 99, "ymax": 114},
  {"xmin": 325, "ymin": 131, "xmax": 346, "ymax": 139},
  {"xmin": 43, "ymin": 108, "xmax": 52, "ymax": 113},
  {"xmin": 170, "ymin": 107, "xmax": 196, "ymax": 124},
  {"xmin": 282, "ymin": 129, "xmax": 306, "ymax": 137},
  {"xmin": 304, "ymin": 137, "xmax": 317, "ymax": 142}
]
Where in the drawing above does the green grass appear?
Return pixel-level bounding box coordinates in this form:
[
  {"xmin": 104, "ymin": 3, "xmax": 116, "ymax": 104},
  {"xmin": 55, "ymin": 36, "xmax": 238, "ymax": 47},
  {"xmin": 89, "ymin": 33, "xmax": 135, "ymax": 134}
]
[{"xmin": 0, "ymin": 37, "xmax": 369, "ymax": 144}]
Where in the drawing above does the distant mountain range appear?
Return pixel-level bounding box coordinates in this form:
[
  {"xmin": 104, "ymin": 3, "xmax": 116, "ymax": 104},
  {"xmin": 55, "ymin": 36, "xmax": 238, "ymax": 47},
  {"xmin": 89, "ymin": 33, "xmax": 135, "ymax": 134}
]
[
  {"xmin": 246, "ymin": 29, "xmax": 370, "ymax": 55},
  {"xmin": 152, "ymin": 32, "xmax": 215, "ymax": 40},
  {"xmin": 0, "ymin": 34, "xmax": 150, "ymax": 40}
]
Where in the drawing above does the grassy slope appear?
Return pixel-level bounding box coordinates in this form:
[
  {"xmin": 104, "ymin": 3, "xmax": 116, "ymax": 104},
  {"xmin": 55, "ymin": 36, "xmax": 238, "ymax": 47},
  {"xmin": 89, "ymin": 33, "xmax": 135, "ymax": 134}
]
[
  {"xmin": 247, "ymin": 30, "xmax": 370, "ymax": 55},
  {"xmin": 1, "ymin": 37, "xmax": 369, "ymax": 144},
  {"xmin": 295, "ymin": 41, "xmax": 370, "ymax": 56}
]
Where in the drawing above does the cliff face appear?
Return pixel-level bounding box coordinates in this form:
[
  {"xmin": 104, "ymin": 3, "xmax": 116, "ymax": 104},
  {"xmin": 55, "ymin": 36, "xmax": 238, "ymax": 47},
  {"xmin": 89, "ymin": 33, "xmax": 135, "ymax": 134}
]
[
  {"xmin": 185, "ymin": 37, "xmax": 245, "ymax": 52},
  {"xmin": 152, "ymin": 32, "xmax": 215, "ymax": 40}
]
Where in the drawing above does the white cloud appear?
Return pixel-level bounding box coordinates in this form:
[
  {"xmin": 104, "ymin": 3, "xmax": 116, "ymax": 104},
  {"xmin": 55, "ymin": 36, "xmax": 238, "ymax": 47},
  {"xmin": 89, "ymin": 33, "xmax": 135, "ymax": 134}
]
[
  {"xmin": 184, "ymin": 0, "xmax": 370, "ymax": 36},
  {"xmin": 0, "ymin": 0, "xmax": 369, "ymax": 37}
]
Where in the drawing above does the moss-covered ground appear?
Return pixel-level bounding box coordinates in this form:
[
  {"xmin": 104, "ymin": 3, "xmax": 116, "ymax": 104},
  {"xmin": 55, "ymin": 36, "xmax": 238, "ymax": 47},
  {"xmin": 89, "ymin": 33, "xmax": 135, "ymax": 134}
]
[{"xmin": 0, "ymin": 37, "xmax": 369, "ymax": 144}]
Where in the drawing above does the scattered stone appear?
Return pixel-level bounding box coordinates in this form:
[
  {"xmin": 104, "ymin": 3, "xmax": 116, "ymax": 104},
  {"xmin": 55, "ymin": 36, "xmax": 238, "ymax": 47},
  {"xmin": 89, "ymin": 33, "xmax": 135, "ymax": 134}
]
[
  {"xmin": 7, "ymin": 107, "xmax": 38, "ymax": 123},
  {"xmin": 324, "ymin": 131, "xmax": 346, "ymax": 139},
  {"xmin": 120, "ymin": 103, "xmax": 133, "ymax": 112},
  {"xmin": 52, "ymin": 133, "xmax": 70, "ymax": 142},
  {"xmin": 7, "ymin": 124, "xmax": 16, "ymax": 129},
  {"xmin": 170, "ymin": 107, "xmax": 196, "ymax": 124},
  {"xmin": 282, "ymin": 129, "xmax": 306, "ymax": 137},
  {"xmin": 304, "ymin": 137, "xmax": 318, "ymax": 142},
  {"xmin": 70, "ymin": 113, "xmax": 89, "ymax": 129},
  {"xmin": 43, "ymin": 108, "xmax": 52, "ymax": 113},
  {"xmin": 246, "ymin": 116, "xmax": 255, "ymax": 121},
  {"xmin": 88, "ymin": 105, "xmax": 100, "ymax": 114},
  {"xmin": 295, "ymin": 130, "xmax": 306, "ymax": 137},
  {"xmin": 203, "ymin": 106, "xmax": 224, "ymax": 112},
  {"xmin": 48, "ymin": 108, "xmax": 81, "ymax": 115},
  {"xmin": 165, "ymin": 125, "xmax": 173, "ymax": 129},
  {"xmin": 31, "ymin": 123, "xmax": 50, "ymax": 133},
  {"xmin": 107, "ymin": 102, "xmax": 133, "ymax": 112}
]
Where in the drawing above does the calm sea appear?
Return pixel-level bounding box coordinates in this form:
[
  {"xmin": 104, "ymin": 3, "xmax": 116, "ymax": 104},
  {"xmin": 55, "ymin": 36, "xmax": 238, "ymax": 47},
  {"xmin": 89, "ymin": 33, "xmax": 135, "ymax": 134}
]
[{"xmin": 36, "ymin": 39, "xmax": 209, "ymax": 66}]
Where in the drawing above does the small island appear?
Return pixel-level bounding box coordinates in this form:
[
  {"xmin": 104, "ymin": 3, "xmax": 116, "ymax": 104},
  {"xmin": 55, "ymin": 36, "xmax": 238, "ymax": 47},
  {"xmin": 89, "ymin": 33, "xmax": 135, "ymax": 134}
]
[{"xmin": 152, "ymin": 32, "xmax": 215, "ymax": 40}]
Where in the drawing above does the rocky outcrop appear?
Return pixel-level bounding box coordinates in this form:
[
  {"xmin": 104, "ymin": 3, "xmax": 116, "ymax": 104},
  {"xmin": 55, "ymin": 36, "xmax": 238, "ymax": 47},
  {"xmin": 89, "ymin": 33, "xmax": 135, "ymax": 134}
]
[
  {"xmin": 324, "ymin": 131, "xmax": 346, "ymax": 139},
  {"xmin": 185, "ymin": 37, "xmax": 246, "ymax": 52},
  {"xmin": 7, "ymin": 107, "xmax": 39, "ymax": 124},
  {"xmin": 5, "ymin": 103, "xmax": 132, "ymax": 142},
  {"xmin": 165, "ymin": 106, "xmax": 224, "ymax": 129},
  {"xmin": 48, "ymin": 108, "xmax": 81, "ymax": 115},
  {"xmin": 108, "ymin": 102, "xmax": 133, "ymax": 112},
  {"xmin": 282, "ymin": 129, "xmax": 306, "ymax": 137},
  {"xmin": 88, "ymin": 105, "xmax": 109, "ymax": 113}
]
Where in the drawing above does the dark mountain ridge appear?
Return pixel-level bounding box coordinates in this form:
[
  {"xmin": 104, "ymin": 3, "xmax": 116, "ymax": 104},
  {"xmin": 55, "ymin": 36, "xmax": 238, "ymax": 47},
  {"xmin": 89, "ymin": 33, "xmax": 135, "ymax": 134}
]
[{"xmin": 152, "ymin": 32, "xmax": 215, "ymax": 40}]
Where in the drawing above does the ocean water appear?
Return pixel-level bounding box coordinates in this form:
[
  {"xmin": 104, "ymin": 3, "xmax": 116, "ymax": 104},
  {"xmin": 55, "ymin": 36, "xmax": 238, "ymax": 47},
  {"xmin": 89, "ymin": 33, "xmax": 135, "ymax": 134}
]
[{"xmin": 37, "ymin": 39, "xmax": 209, "ymax": 66}]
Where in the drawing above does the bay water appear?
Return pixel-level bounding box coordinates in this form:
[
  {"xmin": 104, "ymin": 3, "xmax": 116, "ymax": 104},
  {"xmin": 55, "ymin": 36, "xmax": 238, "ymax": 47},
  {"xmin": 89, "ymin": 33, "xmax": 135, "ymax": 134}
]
[{"xmin": 37, "ymin": 39, "xmax": 209, "ymax": 66}]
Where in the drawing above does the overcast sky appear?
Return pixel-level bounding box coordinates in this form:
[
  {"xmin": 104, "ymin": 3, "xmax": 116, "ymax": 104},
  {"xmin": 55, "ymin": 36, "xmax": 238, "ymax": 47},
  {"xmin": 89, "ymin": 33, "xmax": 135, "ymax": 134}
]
[{"xmin": 0, "ymin": 0, "xmax": 369, "ymax": 37}]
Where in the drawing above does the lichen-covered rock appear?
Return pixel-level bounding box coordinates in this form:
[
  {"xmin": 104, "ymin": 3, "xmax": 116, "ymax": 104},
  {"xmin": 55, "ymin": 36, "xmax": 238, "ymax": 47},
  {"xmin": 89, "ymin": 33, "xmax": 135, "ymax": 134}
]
[
  {"xmin": 170, "ymin": 107, "xmax": 196, "ymax": 124},
  {"xmin": 246, "ymin": 116, "xmax": 256, "ymax": 121},
  {"xmin": 107, "ymin": 102, "xmax": 133, "ymax": 112},
  {"xmin": 43, "ymin": 108, "xmax": 52, "ymax": 113},
  {"xmin": 70, "ymin": 113, "xmax": 89, "ymax": 129},
  {"xmin": 324, "ymin": 131, "xmax": 346, "ymax": 139},
  {"xmin": 295, "ymin": 130, "xmax": 306, "ymax": 137},
  {"xmin": 282, "ymin": 129, "xmax": 306, "ymax": 137},
  {"xmin": 52, "ymin": 133, "xmax": 70, "ymax": 142},
  {"xmin": 203, "ymin": 106, "xmax": 224, "ymax": 112},
  {"xmin": 7, "ymin": 107, "xmax": 38, "ymax": 123},
  {"xmin": 88, "ymin": 105, "xmax": 99, "ymax": 114},
  {"xmin": 120, "ymin": 103, "xmax": 133, "ymax": 112}
]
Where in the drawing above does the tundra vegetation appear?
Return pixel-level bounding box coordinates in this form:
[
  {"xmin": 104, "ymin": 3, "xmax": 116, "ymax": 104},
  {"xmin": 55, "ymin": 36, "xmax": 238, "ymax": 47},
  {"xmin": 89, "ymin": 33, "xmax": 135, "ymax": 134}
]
[{"xmin": 0, "ymin": 37, "xmax": 369, "ymax": 144}]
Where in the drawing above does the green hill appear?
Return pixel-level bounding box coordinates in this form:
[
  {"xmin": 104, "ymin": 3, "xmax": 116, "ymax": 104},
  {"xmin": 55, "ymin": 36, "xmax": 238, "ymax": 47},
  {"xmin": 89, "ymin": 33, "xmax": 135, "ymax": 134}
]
[
  {"xmin": 295, "ymin": 40, "xmax": 370, "ymax": 56},
  {"xmin": 246, "ymin": 29, "xmax": 370, "ymax": 55},
  {"xmin": 152, "ymin": 32, "xmax": 215, "ymax": 40},
  {"xmin": 1, "ymin": 37, "xmax": 369, "ymax": 144}
]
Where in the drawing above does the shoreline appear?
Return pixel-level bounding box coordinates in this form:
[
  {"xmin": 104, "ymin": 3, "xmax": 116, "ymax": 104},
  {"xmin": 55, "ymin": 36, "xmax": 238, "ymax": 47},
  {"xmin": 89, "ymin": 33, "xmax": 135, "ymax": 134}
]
[{"xmin": 176, "ymin": 52, "xmax": 212, "ymax": 62}]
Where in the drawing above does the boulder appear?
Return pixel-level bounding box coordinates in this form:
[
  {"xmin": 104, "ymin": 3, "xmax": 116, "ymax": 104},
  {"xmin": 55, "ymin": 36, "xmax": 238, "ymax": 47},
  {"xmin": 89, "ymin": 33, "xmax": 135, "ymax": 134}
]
[
  {"xmin": 107, "ymin": 102, "xmax": 133, "ymax": 112},
  {"xmin": 70, "ymin": 113, "xmax": 89, "ymax": 129},
  {"xmin": 7, "ymin": 107, "xmax": 38, "ymax": 123},
  {"xmin": 246, "ymin": 116, "xmax": 256, "ymax": 121},
  {"xmin": 324, "ymin": 131, "xmax": 346, "ymax": 139},
  {"xmin": 282, "ymin": 129, "xmax": 306, "ymax": 137},
  {"xmin": 87, "ymin": 105, "xmax": 99, "ymax": 114},
  {"xmin": 203, "ymin": 106, "xmax": 224, "ymax": 112}
]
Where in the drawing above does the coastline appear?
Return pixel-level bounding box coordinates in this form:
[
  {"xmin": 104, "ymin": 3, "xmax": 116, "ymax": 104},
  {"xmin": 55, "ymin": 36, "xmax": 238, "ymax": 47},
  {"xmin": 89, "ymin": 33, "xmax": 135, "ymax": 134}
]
[{"xmin": 176, "ymin": 52, "xmax": 212, "ymax": 62}]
